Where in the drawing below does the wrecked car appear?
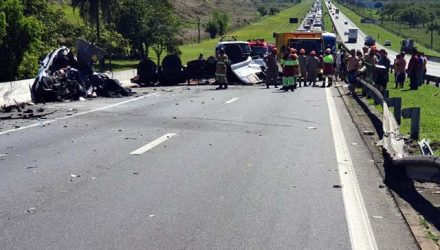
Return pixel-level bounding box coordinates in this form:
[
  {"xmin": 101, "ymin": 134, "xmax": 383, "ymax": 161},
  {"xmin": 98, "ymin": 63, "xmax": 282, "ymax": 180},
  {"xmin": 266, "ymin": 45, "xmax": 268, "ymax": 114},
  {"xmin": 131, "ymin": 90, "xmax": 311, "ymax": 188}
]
[
  {"xmin": 215, "ymin": 39, "xmax": 265, "ymax": 84},
  {"xmin": 32, "ymin": 39, "xmax": 131, "ymax": 103}
]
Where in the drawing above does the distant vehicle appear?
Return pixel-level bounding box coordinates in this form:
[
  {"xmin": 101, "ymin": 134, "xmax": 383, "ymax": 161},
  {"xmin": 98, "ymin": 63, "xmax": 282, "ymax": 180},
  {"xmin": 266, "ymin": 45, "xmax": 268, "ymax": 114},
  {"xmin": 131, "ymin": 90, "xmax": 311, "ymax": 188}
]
[
  {"xmin": 274, "ymin": 31, "xmax": 327, "ymax": 79},
  {"xmin": 401, "ymin": 38, "xmax": 415, "ymax": 53},
  {"xmin": 344, "ymin": 21, "xmax": 348, "ymax": 25},
  {"xmin": 348, "ymin": 28, "xmax": 358, "ymax": 43},
  {"xmin": 364, "ymin": 35, "xmax": 376, "ymax": 47},
  {"xmin": 313, "ymin": 22, "xmax": 322, "ymax": 27},
  {"xmin": 248, "ymin": 39, "xmax": 269, "ymax": 58},
  {"xmin": 336, "ymin": 15, "xmax": 339, "ymax": 19},
  {"xmin": 323, "ymin": 32, "xmax": 337, "ymax": 52},
  {"xmin": 384, "ymin": 40, "xmax": 391, "ymax": 46},
  {"xmin": 361, "ymin": 18, "xmax": 376, "ymax": 24},
  {"xmin": 335, "ymin": 8, "xmax": 339, "ymax": 15}
]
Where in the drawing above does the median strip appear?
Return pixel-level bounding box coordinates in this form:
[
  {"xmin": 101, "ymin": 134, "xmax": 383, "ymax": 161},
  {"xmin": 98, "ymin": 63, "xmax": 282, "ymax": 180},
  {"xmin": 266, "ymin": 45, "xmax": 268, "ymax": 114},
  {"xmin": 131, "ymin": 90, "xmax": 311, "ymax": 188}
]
[{"xmin": 130, "ymin": 133, "xmax": 177, "ymax": 155}]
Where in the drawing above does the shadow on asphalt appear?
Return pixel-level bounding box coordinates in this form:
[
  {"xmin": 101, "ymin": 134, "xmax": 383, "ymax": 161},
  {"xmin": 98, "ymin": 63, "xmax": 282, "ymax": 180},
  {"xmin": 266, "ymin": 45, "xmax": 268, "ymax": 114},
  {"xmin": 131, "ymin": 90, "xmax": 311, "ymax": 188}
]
[
  {"xmin": 352, "ymin": 94, "xmax": 384, "ymax": 138},
  {"xmin": 384, "ymin": 157, "xmax": 440, "ymax": 232}
]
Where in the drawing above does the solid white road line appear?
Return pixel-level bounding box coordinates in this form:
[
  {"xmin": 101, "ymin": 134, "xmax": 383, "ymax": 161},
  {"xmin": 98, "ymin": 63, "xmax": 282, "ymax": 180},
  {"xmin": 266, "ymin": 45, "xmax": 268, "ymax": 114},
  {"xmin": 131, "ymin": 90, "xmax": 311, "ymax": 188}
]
[
  {"xmin": 325, "ymin": 88, "xmax": 378, "ymax": 250},
  {"xmin": 225, "ymin": 97, "xmax": 239, "ymax": 104},
  {"xmin": 130, "ymin": 133, "xmax": 176, "ymax": 155},
  {"xmin": 0, "ymin": 93, "xmax": 159, "ymax": 136}
]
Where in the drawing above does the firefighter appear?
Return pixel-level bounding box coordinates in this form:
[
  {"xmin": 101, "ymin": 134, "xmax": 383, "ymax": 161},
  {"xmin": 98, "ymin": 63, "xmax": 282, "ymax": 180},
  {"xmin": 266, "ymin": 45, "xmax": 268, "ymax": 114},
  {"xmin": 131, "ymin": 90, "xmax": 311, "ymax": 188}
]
[
  {"xmin": 322, "ymin": 48, "xmax": 334, "ymax": 88},
  {"xmin": 298, "ymin": 49, "xmax": 308, "ymax": 87},
  {"xmin": 307, "ymin": 50, "xmax": 320, "ymax": 87},
  {"xmin": 215, "ymin": 47, "xmax": 229, "ymax": 90},
  {"xmin": 263, "ymin": 47, "xmax": 279, "ymax": 88},
  {"xmin": 281, "ymin": 49, "xmax": 298, "ymax": 92}
]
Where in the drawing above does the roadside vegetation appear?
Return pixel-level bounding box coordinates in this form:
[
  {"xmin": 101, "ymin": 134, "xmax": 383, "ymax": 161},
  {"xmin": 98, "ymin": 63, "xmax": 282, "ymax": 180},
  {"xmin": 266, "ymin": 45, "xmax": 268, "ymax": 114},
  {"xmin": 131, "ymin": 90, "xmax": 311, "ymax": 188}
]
[
  {"xmin": 179, "ymin": 0, "xmax": 314, "ymax": 64},
  {"xmin": 0, "ymin": 0, "xmax": 304, "ymax": 81},
  {"xmin": 322, "ymin": 0, "xmax": 333, "ymax": 32},
  {"xmin": 333, "ymin": 1, "xmax": 440, "ymax": 57}
]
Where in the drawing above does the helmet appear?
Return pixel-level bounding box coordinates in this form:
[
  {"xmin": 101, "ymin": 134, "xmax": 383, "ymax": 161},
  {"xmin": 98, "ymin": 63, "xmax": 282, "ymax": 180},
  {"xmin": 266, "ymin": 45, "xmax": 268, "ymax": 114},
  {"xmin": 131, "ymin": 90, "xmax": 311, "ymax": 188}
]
[
  {"xmin": 310, "ymin": 50, "xmax": 316, "ymax": 56},
  {"xmin": 325, "ymin": 48, "xmax": 331, "ymax": 54},
  {"xmin": 217, "ymin": 47, "xmax": 225, "ymax": 54},
  {"xmin": 300, "ymin": 49, "xmax": 305, "ymax": 54}
]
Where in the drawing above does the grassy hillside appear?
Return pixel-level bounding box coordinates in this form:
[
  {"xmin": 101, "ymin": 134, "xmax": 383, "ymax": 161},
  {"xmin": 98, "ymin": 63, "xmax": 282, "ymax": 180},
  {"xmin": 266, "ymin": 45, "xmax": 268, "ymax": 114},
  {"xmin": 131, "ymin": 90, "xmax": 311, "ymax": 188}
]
[
  {"xmin": 333, "ymin": 2, "xmax": 440, "ymax": 57},
  {"xmin": 179, "ymin": 0, "xmax": 314, "ymax": 64}
]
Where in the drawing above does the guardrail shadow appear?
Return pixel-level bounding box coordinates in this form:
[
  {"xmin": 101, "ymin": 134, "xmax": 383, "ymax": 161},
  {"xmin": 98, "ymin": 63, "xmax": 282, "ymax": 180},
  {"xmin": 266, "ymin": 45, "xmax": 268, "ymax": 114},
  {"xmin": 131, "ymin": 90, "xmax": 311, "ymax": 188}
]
[
  {"xmin": 384, "ymin": 157, "xmax": 440, "ymax": 232},
  {"xmin": 352, "ymin": 94, "xmax": 384, "ymax": 138}
]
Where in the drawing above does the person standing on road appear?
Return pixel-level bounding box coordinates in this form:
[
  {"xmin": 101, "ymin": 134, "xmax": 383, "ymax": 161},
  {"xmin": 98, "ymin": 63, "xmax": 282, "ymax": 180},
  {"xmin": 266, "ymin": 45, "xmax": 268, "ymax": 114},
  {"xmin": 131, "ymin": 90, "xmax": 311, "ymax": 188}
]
[
  {"xmin": 322, "ymin": 48, "xmax": 334, "ymax": 88},
  {"xmin": 215, "ymin": 48, "xmax": 229, "ymax": 90},
  {"xmin": 408, "ymin": 49, "xmax": 419, "ymax": 90},
  {"xmin": 307, "ymin": 50, "xmax": 320, "ymax": 87},
  {"xmin": 298, "ymin": 49, "xmax": 308, "ymax": 87},
  {"xmin": 395, "ymin": 53, "xmax": 407, "ymax": 88},
  {"xmin": 361, "ymin": 46, "xmax": 377, "ymax": 83},
  {"xmin": 422, "ymin": 52, "xmax": 428, "ymax": 85},
  {"xmin": 362, "ymin": 46, "xmax": 369, "ymax": 57},
  {"xmin": 263, "ymin": 47, "xmax": 279, "ymax": 89},
  {"xmin": 417, "ymin": 51, "xmax": 426, "ymax": 86},
  {"xmin": 346, "ymin": 49, "xmax": 360, "ymax": 96},
  {"xmin": 281, "ymin": 49, "xmax": 296, "ymax": 91},
  {"xmin": 374, "ymin": 49, "xmax": 391, "ymax": 93}
]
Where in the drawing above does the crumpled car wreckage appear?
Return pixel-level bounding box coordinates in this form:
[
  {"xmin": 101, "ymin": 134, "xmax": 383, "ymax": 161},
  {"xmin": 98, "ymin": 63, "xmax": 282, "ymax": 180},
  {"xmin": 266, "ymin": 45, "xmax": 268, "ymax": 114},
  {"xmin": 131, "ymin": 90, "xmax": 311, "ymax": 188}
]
[{"xmin": 32, "ymin": 39, "xmax": 131, "ymax": 103}]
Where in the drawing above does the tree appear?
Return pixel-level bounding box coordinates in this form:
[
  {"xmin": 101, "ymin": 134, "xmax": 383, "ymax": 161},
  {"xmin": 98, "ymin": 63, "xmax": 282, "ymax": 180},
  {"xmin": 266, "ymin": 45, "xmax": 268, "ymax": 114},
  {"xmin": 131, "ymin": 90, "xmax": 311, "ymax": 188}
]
[
  {"xmin": 257, "ymin": 6, "xmax": 267, "ymax": 16},
  {"xmin": 426, "ymin": 21, "xmax": 440, "ymax": 49},
  {"xmin": 149, "ymin": 1, "xmax": 181, "ymax": 65},
  {"xmin": 0, "ymin": 0, "xmax": 42, "ymax": 81},
  {"xmin": 70, "ymin": 0, "xmax": 117, "ymax": 47},
  {"xmin": 213, "ymin": 12, "xmax": 229, "ymax": 36},
  {"xmin": 0, "ymin": 12, "xmax": 5, "ymax": 45},
  {"xmin": 205, "ymin": 19, "xmax": 218, "ymax": 39},
  {"xmin": 269, "ymin": 7, "xmax": 280, "ymax": 15}
]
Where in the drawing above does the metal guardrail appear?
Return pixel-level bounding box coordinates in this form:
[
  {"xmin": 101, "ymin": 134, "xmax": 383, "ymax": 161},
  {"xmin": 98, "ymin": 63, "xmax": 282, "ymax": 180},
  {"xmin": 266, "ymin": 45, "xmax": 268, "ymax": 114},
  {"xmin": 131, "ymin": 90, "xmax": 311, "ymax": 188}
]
[{"xmin": 335, "ymin": 46, "xmax": 439, "ymax": 184}]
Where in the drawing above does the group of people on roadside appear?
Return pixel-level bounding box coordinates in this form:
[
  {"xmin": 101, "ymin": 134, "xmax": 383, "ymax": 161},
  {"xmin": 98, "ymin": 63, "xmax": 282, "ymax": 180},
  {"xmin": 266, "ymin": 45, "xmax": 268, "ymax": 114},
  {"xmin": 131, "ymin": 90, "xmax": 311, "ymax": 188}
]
[
  {"xmin": 263, "ymin": 47, "xmax": 335, "ymax": 92},
  {"xmin": 215, "ymin": 43, "xmax": 428, "ymax": 93},
  {"xmin": 335, "ymin": 45, "xmax": 428, "ymax": 94}
]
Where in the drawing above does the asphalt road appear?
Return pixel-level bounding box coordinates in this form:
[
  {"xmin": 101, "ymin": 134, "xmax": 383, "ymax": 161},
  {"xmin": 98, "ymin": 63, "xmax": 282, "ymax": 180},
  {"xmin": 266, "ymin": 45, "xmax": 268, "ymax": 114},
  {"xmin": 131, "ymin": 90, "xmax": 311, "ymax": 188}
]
[
  {"xmin": 325, "ymin": 1, "xmax": 440, "ymax": 77},
  {"xmin": 0, "ymin": 84, "xmax": 417, "ymax": 249}
]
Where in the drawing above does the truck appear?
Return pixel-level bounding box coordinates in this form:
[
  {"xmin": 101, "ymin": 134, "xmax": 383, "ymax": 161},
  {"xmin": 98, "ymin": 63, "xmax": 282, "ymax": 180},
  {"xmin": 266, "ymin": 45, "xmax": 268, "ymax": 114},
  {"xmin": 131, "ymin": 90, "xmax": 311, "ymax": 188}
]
[
  {"xmin": 273, "ymin": 32, "xmax": 324, "ymax": 56},
  {"xmin": 348, "ymin": 28, "xmax": 358, "ymax": 43}
]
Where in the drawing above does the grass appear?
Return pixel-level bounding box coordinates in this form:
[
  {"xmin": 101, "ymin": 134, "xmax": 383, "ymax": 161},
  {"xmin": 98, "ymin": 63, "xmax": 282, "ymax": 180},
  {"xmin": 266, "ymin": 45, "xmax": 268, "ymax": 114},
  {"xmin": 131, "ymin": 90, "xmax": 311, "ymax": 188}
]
[
  {"xmin": 365, "ymin": 73, "xmax": 440, "ymax": 155},
  {"xmin": 322, "ymin": 0, "xmax": 333, "ymax": 32},
  {"xmin": 333, "ymin": 2, "xmax": 440, "ymax": 57},
  {"xmin": 102, "ymin": 60, "xmax": 140, "ymax": 72},
  {"xmin": 420, "ymin": 217, "xmax": 440, "ymax": 246},
  {"xmin": 178, "ymin": 0, "xmax": 315, "ymax": 64}
]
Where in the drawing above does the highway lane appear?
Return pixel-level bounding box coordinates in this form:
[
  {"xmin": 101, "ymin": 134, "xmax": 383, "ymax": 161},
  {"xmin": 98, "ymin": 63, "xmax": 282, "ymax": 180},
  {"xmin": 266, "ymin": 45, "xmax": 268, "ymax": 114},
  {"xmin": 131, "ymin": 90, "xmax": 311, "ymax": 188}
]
[
  {"xmin": 0, "ymin": 85, "xmax": 417, "ymax": 249},
  {"xmin": 325, "ymin": 1, "xmax": 440, "ymax": 77}
]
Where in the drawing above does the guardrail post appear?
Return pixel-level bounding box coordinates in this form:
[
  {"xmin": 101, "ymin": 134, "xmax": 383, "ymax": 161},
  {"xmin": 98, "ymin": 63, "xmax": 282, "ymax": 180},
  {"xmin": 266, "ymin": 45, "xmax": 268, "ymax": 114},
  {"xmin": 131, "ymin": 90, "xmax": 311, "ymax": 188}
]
[
  {"xmin": 402, "ymin": 107, "xmax": 421, "ymax": 140},
  {"xmin": 386, "ymin": 97, "xmax": 402, "ymax": 125}
]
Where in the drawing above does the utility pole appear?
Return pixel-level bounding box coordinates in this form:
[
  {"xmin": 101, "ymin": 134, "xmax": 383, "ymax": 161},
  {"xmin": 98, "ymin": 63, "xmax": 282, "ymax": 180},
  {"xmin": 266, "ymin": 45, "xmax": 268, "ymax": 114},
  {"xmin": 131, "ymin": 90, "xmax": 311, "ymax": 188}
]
[{"xmin": 197, "ymin": 14, "xmax": 201, "ymax": 43}]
